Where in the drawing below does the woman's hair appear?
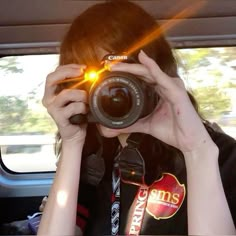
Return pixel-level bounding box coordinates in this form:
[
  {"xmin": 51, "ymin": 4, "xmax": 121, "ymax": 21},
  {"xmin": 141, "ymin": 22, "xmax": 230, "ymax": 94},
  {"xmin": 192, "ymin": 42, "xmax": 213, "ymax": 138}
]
[
  {"xmin": 56, "ymin": 0, "xmax": 201, "ymax": 180},
  {"xmin": 59, "ymin": 0, "xmax": 178, "ymax": 76}
]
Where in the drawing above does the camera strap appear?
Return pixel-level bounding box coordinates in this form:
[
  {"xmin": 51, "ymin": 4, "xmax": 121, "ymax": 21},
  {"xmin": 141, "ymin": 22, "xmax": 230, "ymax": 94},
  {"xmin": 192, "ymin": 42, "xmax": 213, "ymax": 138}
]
[
  {"xmin": 80, "ymin": 129, "xmax": 105, "ymax": 186},
  {"xmin": 118, "ymin": 133, "xmax": 146, "ymax": 186},
  {"xmin": 111, "ymin": 153, "xmax": 121, "ymax": 236},
  {"xmin": 111, "ymin": 133, "xmax": 147, "ymax": 235}
]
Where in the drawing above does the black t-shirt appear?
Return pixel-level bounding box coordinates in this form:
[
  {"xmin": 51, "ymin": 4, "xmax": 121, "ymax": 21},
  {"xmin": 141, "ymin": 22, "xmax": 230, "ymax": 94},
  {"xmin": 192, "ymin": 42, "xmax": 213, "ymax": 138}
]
[{"xmin": 77, "ymin": 130, "xmax": 236, "ymax": 235}]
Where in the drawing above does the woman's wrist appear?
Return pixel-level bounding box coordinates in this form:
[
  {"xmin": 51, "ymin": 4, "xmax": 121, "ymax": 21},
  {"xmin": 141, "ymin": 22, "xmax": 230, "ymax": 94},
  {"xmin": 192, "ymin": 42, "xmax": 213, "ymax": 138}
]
[
  {"xmin": 62, "ymin": 138, "xmax": 85, "ymax": 148},
  {"xmin": 61, "ymin": 134, "xmax": 86, "ymax": 149},
  {"xmin": 57, "ymin": 138, "xmax": 85, "ymax": 166},
  {"xmin": 183, "ymin": 139, "xmax": 219, "ymax": 167}
]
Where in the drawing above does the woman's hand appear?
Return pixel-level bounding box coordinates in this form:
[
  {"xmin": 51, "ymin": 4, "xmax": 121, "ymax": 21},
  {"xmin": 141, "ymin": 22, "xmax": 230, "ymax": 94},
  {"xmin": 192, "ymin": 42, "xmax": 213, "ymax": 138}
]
[
  {"xmin": 110, "ymin": 50, "xmax": 215, "ymax": 153},
  {"xmin": 42, "ymin": 64, "xmax": 88, "ymax": 143}
]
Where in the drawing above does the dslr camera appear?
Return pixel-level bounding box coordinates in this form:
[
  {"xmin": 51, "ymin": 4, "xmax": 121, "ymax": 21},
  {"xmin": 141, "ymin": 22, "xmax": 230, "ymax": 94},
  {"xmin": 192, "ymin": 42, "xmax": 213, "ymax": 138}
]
[{"xmin": 68, "ymin": 54, "xmax": 158, "ymax": 129}]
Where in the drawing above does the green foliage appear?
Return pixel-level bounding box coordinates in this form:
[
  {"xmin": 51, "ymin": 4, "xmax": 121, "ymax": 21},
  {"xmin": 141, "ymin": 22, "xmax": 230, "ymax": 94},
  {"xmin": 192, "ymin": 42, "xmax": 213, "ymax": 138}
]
[
  {"xmin": 178, "ymin": 48, "xmax": 211, "ymax": 69},
  {"xmin": 176, "ymin": 47, "xmax": 235, "ymax": 120},
  {"xmin": 0, "ymin": 57, "xmax": 23, "ymax": 73},
  {"xmin": 177, "ymin": 47, "xmax": 236, "ymax": 71},
  {"xmin": 0, "ymin": 96, "xmax": 56, "ymax": 135},
  {"xmin": 0, "ymin": 56, "xmax": 57, "ymax": 135},
  {"xmin": 192, "ymin": 86, "xmax": 231, "ymax": 119},
  {"xmin": 0, "ymin": 96, "xmax": 28, "ymax": 131}
]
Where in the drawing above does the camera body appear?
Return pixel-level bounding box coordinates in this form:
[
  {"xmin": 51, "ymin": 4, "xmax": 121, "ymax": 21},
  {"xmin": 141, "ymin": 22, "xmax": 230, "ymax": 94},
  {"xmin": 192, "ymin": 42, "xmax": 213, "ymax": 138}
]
[{"xmin": 69, "ymin": 56, "xmax": 158, "ymax": 129}]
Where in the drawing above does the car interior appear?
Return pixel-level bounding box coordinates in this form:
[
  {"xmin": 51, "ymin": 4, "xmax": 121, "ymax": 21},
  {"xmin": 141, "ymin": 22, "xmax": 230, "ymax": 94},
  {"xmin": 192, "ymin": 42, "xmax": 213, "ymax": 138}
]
[{"xmin": 0, "ymin": 0, "xmax": 235, "ymax": 234}]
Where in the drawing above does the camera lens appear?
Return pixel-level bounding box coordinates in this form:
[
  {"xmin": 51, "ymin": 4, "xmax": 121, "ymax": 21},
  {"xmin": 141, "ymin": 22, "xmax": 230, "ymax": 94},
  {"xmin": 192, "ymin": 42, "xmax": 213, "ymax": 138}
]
[
  {"xmin": 100, "ymin": 85, "xmax": 132, "ymax": 118},
  {"xmin": 89, "ymin": 71, "xmax": 149, "ymax": 129}
]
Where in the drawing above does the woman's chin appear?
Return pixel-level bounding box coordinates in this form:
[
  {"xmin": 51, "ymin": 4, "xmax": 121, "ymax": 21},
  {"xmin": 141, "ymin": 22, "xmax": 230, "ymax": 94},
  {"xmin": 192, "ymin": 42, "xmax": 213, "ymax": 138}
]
[{"xmin": 96, "ymin": 124, "xmax": 121, "ymax": 138}]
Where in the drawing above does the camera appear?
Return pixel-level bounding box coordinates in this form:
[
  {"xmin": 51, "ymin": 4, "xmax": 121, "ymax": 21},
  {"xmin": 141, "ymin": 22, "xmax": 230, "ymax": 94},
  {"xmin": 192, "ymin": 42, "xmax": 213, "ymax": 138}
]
[{"xmin": 68, "ymin": 55, "xmax": 158, "ymax": 129}]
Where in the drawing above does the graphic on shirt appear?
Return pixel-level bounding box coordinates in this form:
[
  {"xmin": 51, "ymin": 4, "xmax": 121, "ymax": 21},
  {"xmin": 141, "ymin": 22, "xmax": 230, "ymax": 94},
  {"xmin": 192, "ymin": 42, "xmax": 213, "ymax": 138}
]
[
  {"xmin": 146, "ymin": 173, "xmax": 186, "ymax": 220},
  {"xmin": 126, "ymin": 186, "xmax": 149, "ymax": 235}
]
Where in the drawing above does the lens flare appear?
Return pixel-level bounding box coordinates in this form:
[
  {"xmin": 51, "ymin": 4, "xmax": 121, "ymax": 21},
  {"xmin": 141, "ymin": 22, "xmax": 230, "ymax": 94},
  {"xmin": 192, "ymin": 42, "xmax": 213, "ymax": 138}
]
[
  {"xmin": 84, "ymin": 70, "xmax": 99, "ymax": 82},
  {"xmin": 126, "ymin": 2, "xmax": 205, "ymax": 56}
]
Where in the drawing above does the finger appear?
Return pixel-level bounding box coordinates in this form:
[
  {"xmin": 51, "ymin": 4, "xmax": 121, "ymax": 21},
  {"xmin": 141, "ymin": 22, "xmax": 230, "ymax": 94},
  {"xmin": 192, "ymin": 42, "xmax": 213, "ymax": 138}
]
[
  {"xmin": 138, "ymin": 50, "xmax": 173, "ymax": 90},
  {"xmin": 61, "ymin": 102, "xmax": 88, "ymax": 119},
  {"xmin": 110, "ymin": 62, "xmax": 155, "ymax": 84},
  {"xmin": 55, "ymin": 64, "xmax": 86, "ymax": 71},
  {"xmin": 48, "ymin": 101, "xmax": 88, "ymax": 126},
  {"xmin": 43, "ymin": 66, "xmax": 85, "ymax": 106},
  {"xmin": 47, "ymin": 66, "xmax": 85, "ymax": 85},
  {"xmin": 138, "ymin": 51, "xmax": 186, "ymax": 102},
  {"xmin": 53, "ymin": 89, "xmax": 88, "ymax": 108}
]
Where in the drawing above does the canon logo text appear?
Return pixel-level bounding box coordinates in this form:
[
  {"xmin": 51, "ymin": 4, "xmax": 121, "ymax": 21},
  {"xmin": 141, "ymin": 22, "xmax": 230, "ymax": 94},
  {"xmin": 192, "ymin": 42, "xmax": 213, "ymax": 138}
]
[{"xmin": 107, "ymin": 55, "xmax": 128, "ymax": 61}]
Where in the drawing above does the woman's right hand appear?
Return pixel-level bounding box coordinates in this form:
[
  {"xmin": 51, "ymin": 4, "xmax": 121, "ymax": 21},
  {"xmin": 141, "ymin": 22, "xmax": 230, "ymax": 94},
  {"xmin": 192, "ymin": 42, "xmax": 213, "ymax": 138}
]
[{"xmin": 42, "ymin": 64, "xmax": 88, "ymax": 143}]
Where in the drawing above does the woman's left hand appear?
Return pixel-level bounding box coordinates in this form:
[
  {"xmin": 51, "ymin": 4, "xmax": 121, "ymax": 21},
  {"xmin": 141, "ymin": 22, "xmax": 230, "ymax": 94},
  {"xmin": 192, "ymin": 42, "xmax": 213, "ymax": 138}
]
[{"xmin": 109, "ymin": 50, "xmax": 215, "ymax": 154}]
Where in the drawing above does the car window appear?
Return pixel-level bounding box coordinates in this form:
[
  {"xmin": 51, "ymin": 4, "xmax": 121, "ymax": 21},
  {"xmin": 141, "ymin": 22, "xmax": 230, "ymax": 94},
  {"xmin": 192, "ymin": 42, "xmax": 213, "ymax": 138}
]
[
  {"xmin": 176, "ymin": 46, "xmax": 236, "ymax": 138},
  {"xmin": 0, "ymin": 54, "xmax": 58, "ymax": 173},
  {"xmin": 0, "ymin": 47, "xmax": 235, "ymax": 173}
]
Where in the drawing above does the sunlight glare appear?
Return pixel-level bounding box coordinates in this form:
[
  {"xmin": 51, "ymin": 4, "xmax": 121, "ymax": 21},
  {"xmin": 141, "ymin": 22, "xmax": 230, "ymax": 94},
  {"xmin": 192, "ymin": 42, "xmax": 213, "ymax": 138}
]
[{"xmin": 56, "ymin": 190, "xmax": 68, "ymax": 207}]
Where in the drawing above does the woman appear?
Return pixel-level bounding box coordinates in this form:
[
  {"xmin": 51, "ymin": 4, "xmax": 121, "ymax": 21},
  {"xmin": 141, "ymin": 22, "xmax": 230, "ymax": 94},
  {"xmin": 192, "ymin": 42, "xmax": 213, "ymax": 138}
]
[{"xmin": 38, "ymin": 1, "xmax": 236, "ymax": 235}]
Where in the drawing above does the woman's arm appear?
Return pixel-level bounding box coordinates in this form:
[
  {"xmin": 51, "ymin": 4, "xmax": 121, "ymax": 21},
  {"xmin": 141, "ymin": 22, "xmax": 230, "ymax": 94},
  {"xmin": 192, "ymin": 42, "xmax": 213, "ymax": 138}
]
[
  {"xmin": 184, "ymin": 141, "xmax": 235, "ymax": 235},
  {"xmin": 38, "ymin": 64, "xmax": 88, "ymax": 235},
  {"xmin": 38, "ymin": 140, "xmax": 83, "ymax": 235}
]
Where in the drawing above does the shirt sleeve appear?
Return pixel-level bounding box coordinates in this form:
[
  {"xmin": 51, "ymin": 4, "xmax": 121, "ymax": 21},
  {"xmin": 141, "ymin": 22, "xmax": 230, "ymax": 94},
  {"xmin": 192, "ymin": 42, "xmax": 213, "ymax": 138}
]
[{"xmin": 211, "ymin": 130, "xmax": 236, "ymax": 226}]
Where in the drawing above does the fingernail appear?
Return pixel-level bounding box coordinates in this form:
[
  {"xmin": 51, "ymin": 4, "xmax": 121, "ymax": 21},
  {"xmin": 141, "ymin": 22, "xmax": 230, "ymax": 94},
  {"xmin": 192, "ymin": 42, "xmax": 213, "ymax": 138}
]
[
  {"xmin": 140, "ymin": 50, "xmax": 148, "ymax": 57},
  {"xmin": 80, "ymin": 66, "xmax": 86, "ymax": 73}
]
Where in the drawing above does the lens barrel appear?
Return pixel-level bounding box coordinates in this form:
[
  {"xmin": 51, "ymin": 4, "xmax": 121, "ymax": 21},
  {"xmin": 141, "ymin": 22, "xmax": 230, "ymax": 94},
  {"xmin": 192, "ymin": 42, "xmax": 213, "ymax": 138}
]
[{"xmin": 89, "ymin": 71, "xmax": 153, "ymax": 129}]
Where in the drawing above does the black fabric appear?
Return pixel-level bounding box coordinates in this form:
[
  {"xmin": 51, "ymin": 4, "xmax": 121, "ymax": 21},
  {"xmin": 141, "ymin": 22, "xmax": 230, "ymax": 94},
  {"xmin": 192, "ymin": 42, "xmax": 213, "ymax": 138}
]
[
  {"xmin": 78, "ymin": 129, "xmax": 236, "ymax": 235},
  {"xmin": 210, "ymin": 130, "xmax": 236, "ymax": 226}
]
